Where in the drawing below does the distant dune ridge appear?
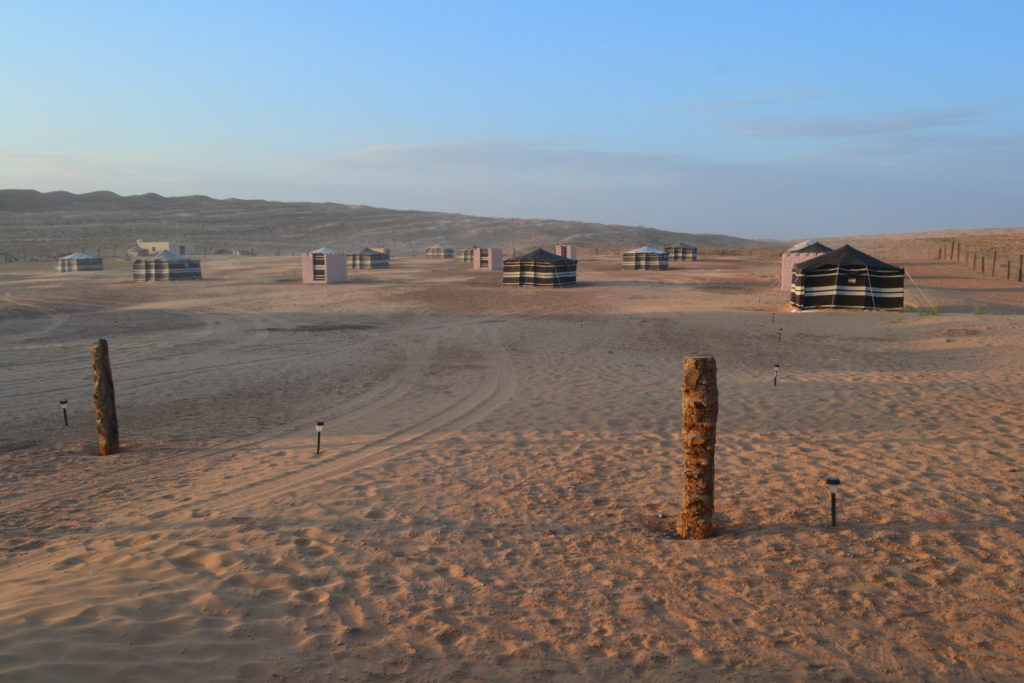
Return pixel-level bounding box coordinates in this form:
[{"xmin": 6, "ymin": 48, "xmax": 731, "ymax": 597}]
[{"xmin": 0, "ymin": 189, "xmax": 781, "ymax": 259}]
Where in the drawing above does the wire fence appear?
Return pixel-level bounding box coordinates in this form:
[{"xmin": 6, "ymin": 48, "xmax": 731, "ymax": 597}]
[{"xmin": 937, "ymin": 239, "xmax": 1023, "ymax": 283}]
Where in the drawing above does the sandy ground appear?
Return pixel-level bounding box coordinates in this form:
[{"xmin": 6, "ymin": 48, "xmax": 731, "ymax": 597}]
[{"xmin": 0, "ymin": 251, "xmax": 1022, "ymax": 681}]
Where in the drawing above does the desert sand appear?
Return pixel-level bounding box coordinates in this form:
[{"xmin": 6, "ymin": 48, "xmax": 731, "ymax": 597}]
[{"xmin": 1, "ymin": 247, "xmax": 1022, "ymax": 680}]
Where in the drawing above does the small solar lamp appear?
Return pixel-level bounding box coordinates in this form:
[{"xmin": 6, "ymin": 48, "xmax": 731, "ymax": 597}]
[
  {"xmin": 59, "ymin": 399, "xmax": 69, "ymax": 426},
  {"xmin": 315, "ymin": 421, "xmax": 324, "ymax": 454},
  {"xmin": 825, "ymin": 476, "xmax": 841, "ymax": 526},
  {"xmin": 773, "ymin": 364, "xmax": 780, "ymax": 386}
]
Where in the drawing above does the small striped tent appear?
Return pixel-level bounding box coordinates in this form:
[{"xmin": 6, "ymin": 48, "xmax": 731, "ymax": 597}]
[
  {"xmin": 780, "ymin": 240, "xmax": 832, "ymax": 291},
  {"xmin": 347, "ymin": 248, "xmax": 390, "ymax": 269},
  {"xmin": 664, "ymin": 243, "xmax": 698, "ymax": 261},
  {"xmin": 57, "ymin": 252, "xmax": 103, "ymax": 272},
  {"xmin": 622, "ymin": 246, "xmax": 668, "ymax": 270},
  {"xmin": 791, "ymin": 245, "xmax": 904, "ymax": 310},
  {"xmin": 458, "ymin": 246, "xmax": 477, "ymax": 262},
  {"xmin": 302, "ymin": 248, "xmax": 347, "ymax": 283},
  {"xmin": 554, "ymin": 245, "xmax": 577, "ymax": 259},
  {"xmin": 425, "ymin": 244, "xmax": 455, "ymax": 259},
  {"xmin": 502, "ymin": 248, "xmax": 577, "ymax": 287},
  {"xmin": 132, "ymin": 250, "xmax": 202, "ymax": 281}
]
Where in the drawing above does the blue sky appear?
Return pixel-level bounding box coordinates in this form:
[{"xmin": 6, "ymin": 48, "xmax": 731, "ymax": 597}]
[{"xmin": 1, "ymin": 1, "xmax": 1021, "ymax": 238}]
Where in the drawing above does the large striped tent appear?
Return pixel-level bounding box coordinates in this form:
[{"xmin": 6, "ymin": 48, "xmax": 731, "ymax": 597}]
[
  {"xmin": 622, "ymin": 246, "xmax": 668, "ymax": 270},
  {"xmin": 57, "ymin": 252, "xmax": 103, "ymax": 272},
  {"xmin": 791, "ymin": 244, "xmax": 904, "ymax": 310},
  {"xmin": 347, "ymin": 248, "xmax": 390, "ymax": 269},
  {"xmin": 457, "ymin": 246, "xmax": 478, "ymax": 262},
  {"xmin": 132, "ymin": 250, "xmax": 202, "ymax": 281},
  {"xmin": 425, "ymin": 244, "xmax": 455, "ymax": 259},
  {"xmin": 502, "ymin": 248, "xmax": 577, "ymax": 287},
  {"xmin": 780, "ymin": 240, "xmax": 832, "ymax": 291},
  {"xmin": 664, "ymin": 243, "xmax": 698, "ymax": 261}
]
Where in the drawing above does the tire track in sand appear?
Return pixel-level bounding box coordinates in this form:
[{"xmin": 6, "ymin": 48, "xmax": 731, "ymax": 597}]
[
  {"xmin": 159, "ymin": 321, "xmax": 517, "ymax": 518},
  {"xmin": 0, "ymin": 320, "xmax": 442, "ymax": 519}
]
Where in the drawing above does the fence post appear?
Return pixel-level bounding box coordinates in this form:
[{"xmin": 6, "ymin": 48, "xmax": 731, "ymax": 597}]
[
  {"xmin": 676, "ymin": 354, "xmax": 718, "ymax": 539},
  {"xmin": 92, "ymin": 339, "xmax": 120, "ymax": 455}
]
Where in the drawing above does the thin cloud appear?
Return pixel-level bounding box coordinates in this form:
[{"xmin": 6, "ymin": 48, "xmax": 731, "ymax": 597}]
[
  {"xmin": 340, "ymin": 140, "xmax": 706, "ymax": 184},
  {"xmin": 725, "ymin": 107, "xmax": 986, "ymax": 138},
  {"xmin": 686, "ymin": 91, "xmax": 829, "ymax": 112}
]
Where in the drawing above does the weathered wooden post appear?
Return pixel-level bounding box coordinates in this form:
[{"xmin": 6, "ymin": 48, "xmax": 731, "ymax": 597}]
[
  {"xmin": 992, "ymin": 252, "xmax": 997, "ymax": 276},
  {"xmin": 677, "ymin": 354, "xmax": 718, "ymax": 539},
  {"xmin": 91, "ymin": 339, "xmax": 120, "ymax": 455},
  {"xmin": 1019, "ymin": 255, "xmax": 1023, "ymax": 282}
]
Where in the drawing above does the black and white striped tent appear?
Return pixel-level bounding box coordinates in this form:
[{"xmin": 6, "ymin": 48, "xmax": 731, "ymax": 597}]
[
  {"xmin": 347, "ymin": 248, "xmax": 390, "ymax": 269},
  {"xmin": 132, "ymin": 250, "xmax": 202, "ymax": 281},
  {"xmin": 791, "ymin": 244, "xmax": 904, "ymax": 310},
  {"xmin": 57, "ymin": 252, "xmax": 103, "ymax": 272},
  {"xmin": 502, "ymin": 248, "xmax": 577, "ymax": 287},
  {"xmin": 457, "ymin": 246, "xmax": 477, "ymax": 262},
  {"xmin": 425, "ymin": 244, "xmax": 455, "ymax": 259},
  {"xmin": 664, "ymin": 243, "xmax": 698, "ymax": 261},
  {"xmin": 622, "ymin": 246, "xmax": 668, "ymax": 270}
]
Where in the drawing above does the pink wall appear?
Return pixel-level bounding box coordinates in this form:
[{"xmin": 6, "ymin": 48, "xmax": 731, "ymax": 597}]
[
  {"xmin": 472, "ymin": 247, "xmax": 503, "ymax": 271},
  {"xmin": 301, "ymin": 252, "xmax": 347, "ymax": 284},
  {"xmin": 780, "ymin": 252, "xmax": 823, "ymax": 290}
]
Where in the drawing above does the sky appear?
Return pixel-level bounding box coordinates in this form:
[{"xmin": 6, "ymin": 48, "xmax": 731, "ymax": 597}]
[{"xmin": 1, "ymin": 1, "xmax": 1022, "ymax": 238}]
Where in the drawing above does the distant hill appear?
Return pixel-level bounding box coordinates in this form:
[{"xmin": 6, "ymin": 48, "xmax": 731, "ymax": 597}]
[{"xmin": 0, "ymin": 189, "xmax": 782, "ymax": 259}]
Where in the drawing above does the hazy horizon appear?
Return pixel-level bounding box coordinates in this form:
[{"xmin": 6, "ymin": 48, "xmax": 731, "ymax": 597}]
[{"xmin": 2, "ymin": 1, "xmax": 1022, "ymax": 239}]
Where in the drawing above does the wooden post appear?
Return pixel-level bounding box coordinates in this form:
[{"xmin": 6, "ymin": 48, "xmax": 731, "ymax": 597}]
[
  {"xmin": 992, "ymin": 252, "xmax": 996, "ymax": 276},
  {"xmin": 1008, "ymin": 260, "xmax": 1012, "ymax": 280},
  {"xmin": 1019, "ymin": 255, "xmax": 1023, "ymax": 282},
  {"xmin": 982, "ymin": 256, "xmax": 986, "ymax": 273},
  {"xmin": 937, "ymin": 247, "xmax": 942, "ymax": 259},
  {"xmin": 677, "ymin": 354, "xmax": 718, "ymax": 539},
  {"xmin": 91, "ymin": 339, "xmax": 120, "ymax": 455}
]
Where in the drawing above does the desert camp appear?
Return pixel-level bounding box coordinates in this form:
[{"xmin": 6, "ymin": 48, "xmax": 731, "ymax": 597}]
[
  {"xmin": 131, "ymin": 250, "xmax": 202, "ymax": 281},
  {"xmin": 301, "ymin": 247, "xmax": 346, "ymax": 283},
  {"xmin": 57, "ymin": 252, "xmax": 103, "ymax": 272},
  {"xmin": 425, "ymin": 244, "xmax": 455, "ymax": 259},
  {"xmin": 622, "ymin": 246, "xmax": 669, "ymax": 270},
  {"xmin": 664, "ymin": 243, "xmax": 698, "ymax": 261},
  {"xmin": 347, "ymin": 248, "xmax": 390, "ymax": 269},
  {"xmin": 472, "ymin": 246, "xmax": 502, "ymax": 271},
  {"xmin": 502, "ymin": 247, "xmax": 577, "ymax": 287},
  {"xmin": 790, "ymin": 244, "xmax": 905, "ymax": 310},
  {"xmin": 3, "ymin": 3, "xmax": 1024, "ymax": 678},
  {"xmin": 780, "ymin": 240, "xmax": 833, "ymax": 290}
]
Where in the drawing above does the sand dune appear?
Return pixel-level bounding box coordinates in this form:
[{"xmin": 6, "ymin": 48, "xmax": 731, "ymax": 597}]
[
  {"xmin": 0, "ymin": 189, "xmax": 780, "ymax": 261},
  {"xmin": 1, "ymin": 248, "xmax": 1022, "ymax": 680}
]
